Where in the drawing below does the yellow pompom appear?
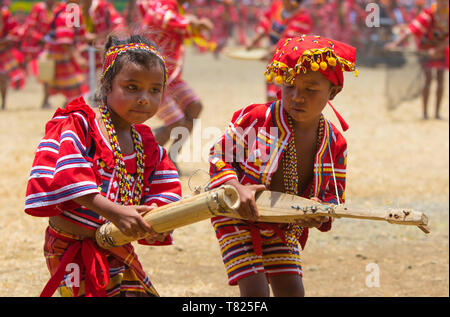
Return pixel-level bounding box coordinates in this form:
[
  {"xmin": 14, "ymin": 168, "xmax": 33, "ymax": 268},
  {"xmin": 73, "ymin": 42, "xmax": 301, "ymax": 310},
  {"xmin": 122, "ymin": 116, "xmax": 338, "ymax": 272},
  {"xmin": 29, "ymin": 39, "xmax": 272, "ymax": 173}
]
[
  {"xmin": 275, "ymin": 75, "xmax": 284, "ymax": 85},
  {"xmin": 266, "ymin": 72, "xmax": 276, "ymax": 82},
  {"xmin": 320, "ymin": 61, "xmax": 328, "ymax": 71},
  {"xmin": 354, "ymin": 69, "xmax": 359, "ymax": 77},
  {"xmin": 310, "ymin": 62, "xmax": 319, "ymax": 71},
  {"xmin": 327, "ymin": 57, "xmax": 337, "ymax": 67}
]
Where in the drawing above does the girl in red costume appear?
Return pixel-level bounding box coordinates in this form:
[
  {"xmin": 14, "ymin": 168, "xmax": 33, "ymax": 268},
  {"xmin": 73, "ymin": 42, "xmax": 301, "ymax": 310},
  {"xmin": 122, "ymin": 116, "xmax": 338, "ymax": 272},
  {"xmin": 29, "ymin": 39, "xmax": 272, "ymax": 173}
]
[{"xmin": 25, "ymin": 34, "xmax": 182, "ymax": 297}]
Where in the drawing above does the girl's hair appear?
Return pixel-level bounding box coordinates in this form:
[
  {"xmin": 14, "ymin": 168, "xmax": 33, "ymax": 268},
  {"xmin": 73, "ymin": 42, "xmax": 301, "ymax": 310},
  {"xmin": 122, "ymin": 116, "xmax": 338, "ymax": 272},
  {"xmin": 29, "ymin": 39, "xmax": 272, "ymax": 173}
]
[{"xmin": 95, "ymin": 33, "xmax": 167, "ymax": 104}]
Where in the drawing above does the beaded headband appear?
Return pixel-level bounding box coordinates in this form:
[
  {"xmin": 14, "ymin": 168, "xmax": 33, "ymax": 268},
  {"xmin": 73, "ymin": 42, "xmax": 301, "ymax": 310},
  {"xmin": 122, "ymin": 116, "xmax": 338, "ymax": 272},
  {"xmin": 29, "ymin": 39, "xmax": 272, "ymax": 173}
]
[{"xmin": 101, "ymin": 43, "xmax": 168, "ymax": 85}]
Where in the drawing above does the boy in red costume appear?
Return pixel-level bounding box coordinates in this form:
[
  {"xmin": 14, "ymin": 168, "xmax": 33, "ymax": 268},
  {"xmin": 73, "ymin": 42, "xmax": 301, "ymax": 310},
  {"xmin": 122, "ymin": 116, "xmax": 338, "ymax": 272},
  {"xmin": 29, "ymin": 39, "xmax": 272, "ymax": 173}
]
[{"xmin": 209, "ymin": 35, "xmax": 356, "ymax": 296}]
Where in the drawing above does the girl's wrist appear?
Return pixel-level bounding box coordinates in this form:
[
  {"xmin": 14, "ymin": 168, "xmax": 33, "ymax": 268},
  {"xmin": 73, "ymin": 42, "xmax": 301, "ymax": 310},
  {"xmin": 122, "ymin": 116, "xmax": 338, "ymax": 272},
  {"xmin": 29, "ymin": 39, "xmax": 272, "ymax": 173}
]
[{"xmin": 74, "ymin": 193, "xmax": 122, "ymax": 223}]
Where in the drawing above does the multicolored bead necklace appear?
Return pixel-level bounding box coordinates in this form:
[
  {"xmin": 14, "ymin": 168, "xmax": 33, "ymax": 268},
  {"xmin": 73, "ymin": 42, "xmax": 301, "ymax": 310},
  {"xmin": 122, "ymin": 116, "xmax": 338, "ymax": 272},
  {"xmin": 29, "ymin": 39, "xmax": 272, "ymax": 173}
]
[
  {"xmin": 283, "ymin": 112, "xmax": 325, "ymax": 252},
  {"xmin": 99, "ymin": 103, "xmax": 145, "ymax": 205}
]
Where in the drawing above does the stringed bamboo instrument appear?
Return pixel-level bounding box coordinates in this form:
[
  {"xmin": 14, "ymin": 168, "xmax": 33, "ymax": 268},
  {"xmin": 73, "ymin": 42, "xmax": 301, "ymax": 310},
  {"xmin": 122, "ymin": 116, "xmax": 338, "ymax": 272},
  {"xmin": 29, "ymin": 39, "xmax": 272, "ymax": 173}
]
[{"xmin": 95, "ymin": 185, "xmax": 430, "ymax": 249}]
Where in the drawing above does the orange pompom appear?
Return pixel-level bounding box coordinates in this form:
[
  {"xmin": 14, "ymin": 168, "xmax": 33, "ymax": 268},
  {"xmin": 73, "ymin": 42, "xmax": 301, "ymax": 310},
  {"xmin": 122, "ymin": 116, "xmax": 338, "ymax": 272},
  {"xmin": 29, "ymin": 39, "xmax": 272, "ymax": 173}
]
[
  {"xmin": 310, "ymin": 62, "xmax": 320, "ymax": 71},
  {"xmin": 320, "ymin": 61, "xmax": 328, "ymax": 71}
]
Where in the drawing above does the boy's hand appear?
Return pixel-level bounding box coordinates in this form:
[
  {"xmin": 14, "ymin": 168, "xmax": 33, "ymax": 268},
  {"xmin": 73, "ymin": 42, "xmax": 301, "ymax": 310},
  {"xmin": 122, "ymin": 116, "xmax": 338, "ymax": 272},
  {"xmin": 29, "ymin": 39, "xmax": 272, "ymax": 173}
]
[
  {"xmin": 294, "ymin": 197, "xmax": 329, "ymax": 228},
  {"xmin": 226, "ymin": 180, "xmax": 266, "ymax": 221}
]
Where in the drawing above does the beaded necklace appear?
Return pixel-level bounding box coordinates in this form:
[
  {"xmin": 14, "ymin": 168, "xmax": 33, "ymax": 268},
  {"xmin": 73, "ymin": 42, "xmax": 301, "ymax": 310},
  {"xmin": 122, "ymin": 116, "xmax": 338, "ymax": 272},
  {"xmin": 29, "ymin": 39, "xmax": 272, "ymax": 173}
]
[
  {"xmin": 99, "ymin": 103, "xmax": 145, "ymax": 205},
  {"xmin": 283, "ymin": 112, "xmax": 325, "ymax": 252}
]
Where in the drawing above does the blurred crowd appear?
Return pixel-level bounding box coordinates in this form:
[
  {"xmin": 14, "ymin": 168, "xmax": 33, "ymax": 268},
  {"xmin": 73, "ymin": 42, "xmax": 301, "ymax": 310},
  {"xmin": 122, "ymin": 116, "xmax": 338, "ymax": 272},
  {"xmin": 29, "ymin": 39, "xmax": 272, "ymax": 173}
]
[{"xmin": 0, "ymin": 0, "xmax": 447, "ymax": 109}]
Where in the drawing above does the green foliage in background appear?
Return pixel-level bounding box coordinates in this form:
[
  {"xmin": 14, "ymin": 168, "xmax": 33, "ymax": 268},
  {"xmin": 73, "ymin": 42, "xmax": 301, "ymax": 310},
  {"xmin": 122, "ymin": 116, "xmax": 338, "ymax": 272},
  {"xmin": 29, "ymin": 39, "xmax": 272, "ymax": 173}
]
[{"xmin": 10, "ymin": 0, "xmax": 129, "ymax": 13}]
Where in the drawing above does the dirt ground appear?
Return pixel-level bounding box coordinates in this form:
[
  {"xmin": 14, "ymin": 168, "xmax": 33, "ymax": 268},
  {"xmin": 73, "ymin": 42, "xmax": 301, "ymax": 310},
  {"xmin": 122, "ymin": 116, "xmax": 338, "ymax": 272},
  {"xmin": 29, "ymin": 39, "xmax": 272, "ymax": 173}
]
[{"xmin": 0, "ymin": 47, "xmax": 448, "ymax": 297}]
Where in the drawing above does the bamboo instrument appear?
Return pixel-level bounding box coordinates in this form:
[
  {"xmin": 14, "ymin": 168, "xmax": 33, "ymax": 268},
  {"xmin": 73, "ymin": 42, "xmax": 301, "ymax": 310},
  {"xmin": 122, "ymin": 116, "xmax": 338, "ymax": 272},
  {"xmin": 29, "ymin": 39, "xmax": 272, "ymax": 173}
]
[
  {"xmin": 251, "ymin": 191, "xmax": 430, "ymax": 234},
  {"xmin": 95, "ymin": 185, "xmax": 240, "ymax": 249},
  {"xmin": 95, "ymin": 186, "xmax": 430, "ymax": 249}
]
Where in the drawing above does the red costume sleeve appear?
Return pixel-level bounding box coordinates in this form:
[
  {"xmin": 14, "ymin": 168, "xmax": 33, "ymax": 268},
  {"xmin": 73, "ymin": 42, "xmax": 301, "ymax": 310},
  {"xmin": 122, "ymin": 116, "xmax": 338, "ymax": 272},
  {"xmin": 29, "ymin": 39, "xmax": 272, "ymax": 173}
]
[
  {"xmin": 25, "ymin": 104, "xmax": 100, "ymax": 217},
  {"xmin": 208, "ymin": 105, "xmax": 263, "ymax": 188}
]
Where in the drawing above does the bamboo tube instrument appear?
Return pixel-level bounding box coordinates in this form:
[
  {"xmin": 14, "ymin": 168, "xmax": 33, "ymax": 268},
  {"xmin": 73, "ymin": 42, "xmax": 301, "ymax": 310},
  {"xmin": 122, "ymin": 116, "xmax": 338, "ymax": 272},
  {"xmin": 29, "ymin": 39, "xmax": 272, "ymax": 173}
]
[
  {"xmin": 95, "ymin": 185, "xmax": 240, "ymax": 249},
  {"xmin": 95, "ymin": 186, "xmax": 430, "ymax": 249}
]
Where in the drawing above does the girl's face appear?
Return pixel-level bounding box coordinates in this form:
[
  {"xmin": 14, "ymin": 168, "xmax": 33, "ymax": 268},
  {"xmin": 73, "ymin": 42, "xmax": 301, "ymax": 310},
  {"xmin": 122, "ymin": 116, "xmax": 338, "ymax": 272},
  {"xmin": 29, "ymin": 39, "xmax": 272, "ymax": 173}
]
[
  {"xmin": 105, "ymin": 61, "xmax": 165, "ymax": 127},
  {"xmin": 281, "ymin": 70, "xmax": 341, "ymax": 123}
]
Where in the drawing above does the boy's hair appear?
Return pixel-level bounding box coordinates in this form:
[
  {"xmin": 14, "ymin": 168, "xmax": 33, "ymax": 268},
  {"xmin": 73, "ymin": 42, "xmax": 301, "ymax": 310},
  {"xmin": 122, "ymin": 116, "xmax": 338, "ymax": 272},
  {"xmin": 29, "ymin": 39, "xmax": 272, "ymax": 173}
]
[{"xmin": 95, "ymin": 34, "xmax": 167, "ymax": 104}]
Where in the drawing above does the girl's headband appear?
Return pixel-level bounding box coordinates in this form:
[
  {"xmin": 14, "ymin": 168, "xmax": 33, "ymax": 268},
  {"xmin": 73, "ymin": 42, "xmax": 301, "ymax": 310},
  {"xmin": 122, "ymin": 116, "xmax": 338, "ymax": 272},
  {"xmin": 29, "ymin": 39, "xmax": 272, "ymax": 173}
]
[{"xmin": 101, "ymin": 43, "xmax": 168, "ymax": 84}]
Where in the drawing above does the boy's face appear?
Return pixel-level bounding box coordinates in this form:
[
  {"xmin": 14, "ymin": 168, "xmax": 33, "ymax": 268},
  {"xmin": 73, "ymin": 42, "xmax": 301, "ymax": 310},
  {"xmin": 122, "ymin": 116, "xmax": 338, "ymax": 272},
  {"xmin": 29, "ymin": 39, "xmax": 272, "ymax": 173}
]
[{"xmin": 281, "ymin": 70, "xmax": 342, "ymax": 123}]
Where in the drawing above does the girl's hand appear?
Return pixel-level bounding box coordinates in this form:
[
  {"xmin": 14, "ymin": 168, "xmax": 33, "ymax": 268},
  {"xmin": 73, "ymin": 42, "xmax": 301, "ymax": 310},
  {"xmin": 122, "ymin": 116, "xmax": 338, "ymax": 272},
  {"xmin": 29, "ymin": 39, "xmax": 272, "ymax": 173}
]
[
  {"xmin": 294, "ymin": 197, "xmax": 329, "ymax": 228},
  {"xmin": 227, "ymin": 180, "xmax": 266, "ymax": 221},
  {"xmin": 110, "ymin": 204, "xmax": 156, "ymax": 239},
  {"xmin": 144, "ymin": 230, "xmax": 174, "ymax": 244}
]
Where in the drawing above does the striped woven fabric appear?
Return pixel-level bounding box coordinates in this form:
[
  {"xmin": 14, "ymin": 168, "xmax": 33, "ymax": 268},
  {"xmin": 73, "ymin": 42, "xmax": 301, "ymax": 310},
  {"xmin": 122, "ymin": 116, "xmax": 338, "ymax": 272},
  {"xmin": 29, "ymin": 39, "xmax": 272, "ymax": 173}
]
[
  {"xmin": 212, "ymin": 217, "xmax": 302, "ymax": 286},
  {"xmin": 44, "ymin": 225, "xmax": 159, "ymax": 297}
]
